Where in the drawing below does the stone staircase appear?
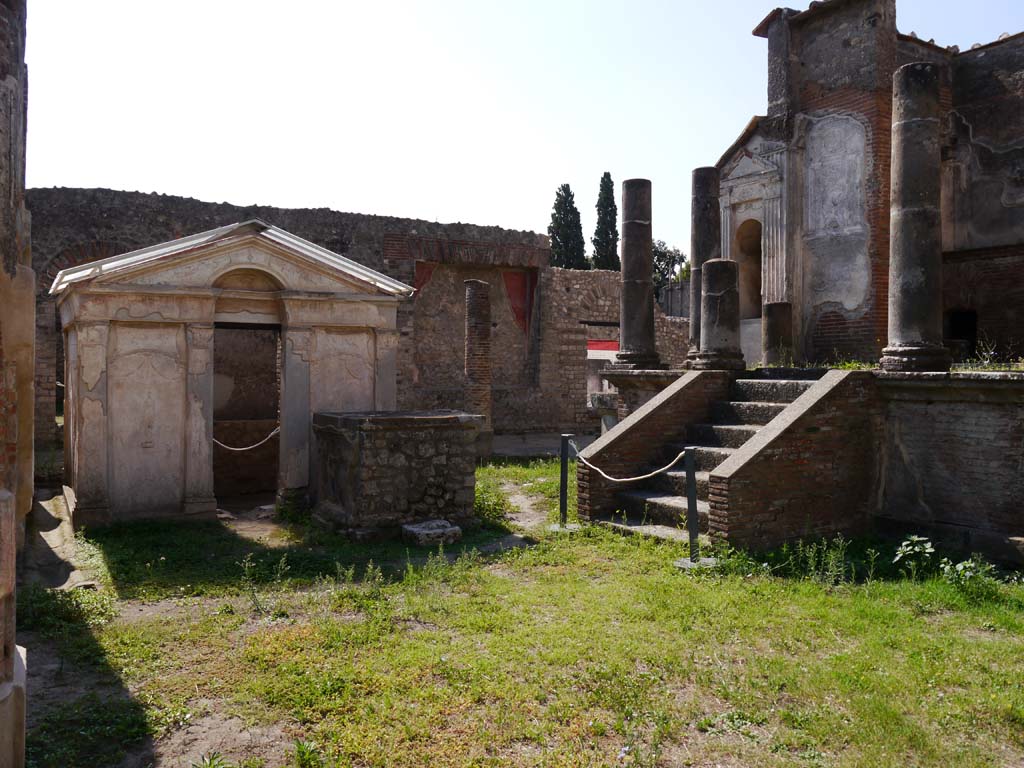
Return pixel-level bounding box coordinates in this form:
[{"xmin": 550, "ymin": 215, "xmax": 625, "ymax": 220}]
[{"xmin": 610, "ymin": 377, "xmax": 817, "ymax": 532}]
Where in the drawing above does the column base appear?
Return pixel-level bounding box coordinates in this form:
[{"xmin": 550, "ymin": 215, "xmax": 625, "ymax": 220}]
[
  {"xmin": 276, "ymin": 487, "xmax": 309, "ymax": 517},
  {"xmin": 609, "ymin": 353, "xmax": 665, "ymax": 371},
  {"xmin": 0, "ymin": 646, "xmax": 26, "ymax": 768},
  {"xmin": 65, "ymin": 487, "xmax": 111, "ymax": 531},
  {"xmin": 879, "ymin": 344, "xmax": 951, "ymax": 372},
  {"xmin": 183, "ymin": 497, "xmax": 217, "ymax": 517},
  {"xmin": 689, "ymin": 350, "xmax": 746, "ymax": 371}
]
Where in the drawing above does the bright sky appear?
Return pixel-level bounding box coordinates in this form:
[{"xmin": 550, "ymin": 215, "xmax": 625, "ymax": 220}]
[{"xmin": 25, "ymin": 1, "xmax": 1023, "ymax": 252}]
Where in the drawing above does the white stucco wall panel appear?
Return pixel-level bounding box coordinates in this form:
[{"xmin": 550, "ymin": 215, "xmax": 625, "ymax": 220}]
[
  {"xmin": 310, "ymin": 330, "xmax": 377, "ymax": 415},
  {"xmin": 108, "ymin": 323, "xmax": 187, "ymax": 518}
]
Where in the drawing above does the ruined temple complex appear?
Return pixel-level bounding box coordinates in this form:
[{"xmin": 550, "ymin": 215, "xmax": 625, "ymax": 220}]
[{"xmin": 0, "ymin": 0, "xmax": 1021, "ymax": 763}]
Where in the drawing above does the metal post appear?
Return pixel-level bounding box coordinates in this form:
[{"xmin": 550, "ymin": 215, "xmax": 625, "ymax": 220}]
[
  {"xmin": 685, "ymin": 447, "xmax": 699, "ymax": 562},
  {"xmin": 559, "ymin": 433, "xmax": 572, "ymax": 528}
]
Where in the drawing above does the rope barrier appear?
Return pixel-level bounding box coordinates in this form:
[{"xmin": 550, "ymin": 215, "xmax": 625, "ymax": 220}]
[
  {"xmin": 569, "ymin": 439, "xmax": 689, "ymax": 484},
  {"xmin": 213, "ymin": 426, "xmax": 281, "ymax": 452}
]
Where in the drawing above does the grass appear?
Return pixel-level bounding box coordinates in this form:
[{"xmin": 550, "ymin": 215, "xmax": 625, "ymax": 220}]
[
  {"xmin": 477, "ymin": 457, "xmax": 579, "ymax": 523},
  {"xmin": 20, "ymin": 460, "xmax": 1024, "ymax": 767}
]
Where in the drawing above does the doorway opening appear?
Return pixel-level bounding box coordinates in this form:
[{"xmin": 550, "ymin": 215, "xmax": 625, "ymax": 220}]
[
  {"xmin": 212, "ymin": 322, "xmax": 282, "ymax": 507},
  {"xmin": 736, "ymin": 219, "xmax": 763, "ymax": 320},
  {"xmin": 944, "ymin": 308, "xmax": 978, "ymax": 361},
  {"xmin": 211, "ymin": 267, "xmax": 285, "ymax": 509}
]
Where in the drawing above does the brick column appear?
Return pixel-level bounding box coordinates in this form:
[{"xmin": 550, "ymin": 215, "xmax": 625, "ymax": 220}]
[
  {"xmin": 464, "ymin": 279, "xmax": 492, "ymax": 456},
  {"xmin": 691, "ymin": 259, "xmax": 745, "ymax": 371},
  {"xmin": 614, "ymin": 179, "xmax": 663, "ymax": 370},
  {"xmin": 688, "ymin": 167, "xmax": 721, "ymax": 365},
  {"xmin": 880, "ymin": 63, "xmax": 951, "ymax": 373}
]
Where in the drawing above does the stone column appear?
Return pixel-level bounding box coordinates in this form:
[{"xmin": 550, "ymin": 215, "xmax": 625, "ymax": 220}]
[
  {"xmin": 688, "ymin": 168, "xmax": 721, "ymax": 364},
  {"xmin": 278, "ymin": 327, "xmax": 312, "ymax": 509},
  {"xmin": 691, "ymin": 259, "xmax": 745, "ymax": 371},
  {"xmin": 0, "ymin": 489, "xmax": 23, "ymax": 768},
  {"xmin": 614, "ymin": 179, "xmax": 662, "ymax": 369},
  {"xmin": 762, "ymin": 302, "xmax": 793, "ymax": 366},
  {"xmin": 464, "ymin": 280, "xmax": 493, "ymax": 457},
  {"xmin": 184, "ymin": 324, "xmax": 216, "ymax": 516},
  {"xmin": 880, "ymin": 62, "xmax": 951, "ymax": 372}
]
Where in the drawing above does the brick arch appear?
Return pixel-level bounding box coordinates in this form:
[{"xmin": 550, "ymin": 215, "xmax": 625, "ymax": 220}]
[
  {"xmin": 36, "ymin": 240, "xmax": 127, "ymax": 296},
  {"xmin": 34, "ymin": 241, "xmax": 128, "ymax": 452}
]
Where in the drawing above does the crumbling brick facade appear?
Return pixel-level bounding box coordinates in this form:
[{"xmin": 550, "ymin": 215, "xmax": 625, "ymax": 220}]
[{"xmin": 717, "ymin": 0, "xmax": 1024, "ymax": 364}]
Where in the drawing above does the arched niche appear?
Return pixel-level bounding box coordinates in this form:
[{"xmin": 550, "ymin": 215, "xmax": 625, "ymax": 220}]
[{"xmin": 735, "ymin": 219, "xmax": 763, "ymax": 320}]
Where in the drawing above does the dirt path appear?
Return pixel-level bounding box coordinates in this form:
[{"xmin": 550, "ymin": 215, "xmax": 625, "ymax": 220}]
[{"xmin": 502, "ymin": 482, "xmax": 550, "ymax": 532}]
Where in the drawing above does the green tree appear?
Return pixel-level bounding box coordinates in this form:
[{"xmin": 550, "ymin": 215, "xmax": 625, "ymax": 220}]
[
  {"xmin": 652, "ymin": 239, "xmax": 689, "ymax": 293},
  {"xmin": 547, "ymin": 184, "xmax": 589, "ymax": 269},
  {"xmin": 591, "ymin": 172, "xmax": 619, "ymax": 270}
]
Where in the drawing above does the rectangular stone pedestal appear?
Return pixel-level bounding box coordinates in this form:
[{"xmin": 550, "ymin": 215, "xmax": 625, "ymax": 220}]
[
  {"xmin": 601, "ymin": 369, "xmax": 686, "ymax": 420},
  {"xmin": 312, "ymin": 410, "xmax": 482, "ymax": 538},
  {"xmin": 0, "ymin": 645, "xmax": 25, "ymax": 768}
]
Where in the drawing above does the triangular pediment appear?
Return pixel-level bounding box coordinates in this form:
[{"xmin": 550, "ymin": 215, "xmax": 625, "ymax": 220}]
[
  {"xmin": 721, "ymin": 143, "xmax": 781, "ymax": 182},
  {"xmin": 50, "ymin": 221, "xmax": 414, "ymax": 297}
]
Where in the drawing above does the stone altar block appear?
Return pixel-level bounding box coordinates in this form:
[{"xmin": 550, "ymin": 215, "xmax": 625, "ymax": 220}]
[{"xmin": 312, "ymin": 410, "xmax": 483, "ymax": 538}]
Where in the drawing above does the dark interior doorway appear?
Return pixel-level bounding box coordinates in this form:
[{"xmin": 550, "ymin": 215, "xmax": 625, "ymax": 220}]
[
  {"xmin": 212, "ymin": 323, "xmax": 281, "ymax": 502},
  {"xmin": 736, "ymin": 219, "xmax": 763, "ymax": 320},
  {"xmin": 944, "ymin": 308, "xmax": 978, "ymax": 361}
]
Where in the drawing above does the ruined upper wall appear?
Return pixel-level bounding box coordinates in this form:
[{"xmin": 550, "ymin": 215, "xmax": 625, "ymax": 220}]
[
  {"xmin": 946, "ymin": 34, "xmax": 1024, "ymax": 250},
  {"xmin": 785, "ymin": 0, "xmax": 897, "ymax": 109},
  {"xmin": 953, "ymin": 34, "xmax": 1024, "ymax": 150},
  {"xmin": 27, "ymin": 187, "xmax": 548, "ymax": 289}
]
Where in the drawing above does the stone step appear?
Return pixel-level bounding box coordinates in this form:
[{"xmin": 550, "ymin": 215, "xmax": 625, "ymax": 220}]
[
  {"xmin": 664, "ymin": 444, "xmax": 735, "ymax": 472},
  {"xmin": 731, "ymin": 379, "xmax": 814, "ymax": 404},
  {"xmin": 710, "ymin": 400, "xmax": 788, "ymax": 426},
  {"xmin": 652, "ymin": 469, "xmax": 710, "ymax": 499},
  {"xmin": 593, "ymin": 515, "xmax": 700, "ymax": 544},
  {"xmin": 687, "ymin": 423, "xmax": 761, "ymax": 449},
  {"xmin": 613, "ymin": 490, "xmax": 709, "ymax": 529}
]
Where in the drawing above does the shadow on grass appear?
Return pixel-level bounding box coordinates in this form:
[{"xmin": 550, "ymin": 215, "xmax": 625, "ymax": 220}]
[
  {"xmin": 20, "ymin": 512, "xmax": 516, "ymax": 766},
  {"xmin": 84, "ymin": 515, "xmax": 516, "ymax": 601},
  {"xmin": 19, "ymin": 585, "xmax": 155, "ymax": 768}
]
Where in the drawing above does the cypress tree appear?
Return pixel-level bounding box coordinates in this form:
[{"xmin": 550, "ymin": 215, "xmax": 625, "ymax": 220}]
[
  {"xmin": 547, "ymin": 183, "xmax": 589, "ymax": 269},
  {"xmin": 591, "ymin": 171, "xmax": 620, "ymax": 270}
]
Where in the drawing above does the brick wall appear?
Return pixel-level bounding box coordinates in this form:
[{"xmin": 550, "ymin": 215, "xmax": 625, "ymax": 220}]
[
  {"xmin": 463, "ymin": 280, "xmax": 492, "ymax": 430},
  {"xmin": 0, "ymin": 329, "xmax": 14, "ymax": 493},
  {"xmin": 577, "ymin": 372, "xmax": 732, "ymax": 520},
  {"xmin": 708, "ymin": 371, "xmax": 879, "ymax": 550},
  {"xmin": 875, "ymin": 372, "xmax": 1024, "ymax": 558},
  {"xmin": 942, "ymin": 245, "xmax": 1024, "ymax": 358}
]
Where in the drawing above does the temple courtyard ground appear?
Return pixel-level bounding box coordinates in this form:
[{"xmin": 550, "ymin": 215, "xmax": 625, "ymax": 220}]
[{"xmin": 19, "ymin": 460, "xmax": 1024, "ymax": 768}]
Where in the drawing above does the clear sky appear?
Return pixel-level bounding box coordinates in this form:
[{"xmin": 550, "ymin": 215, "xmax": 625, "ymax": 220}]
[{"xmin": 24, "ymin": 1, "xmax": 1023, "ymax": 252}]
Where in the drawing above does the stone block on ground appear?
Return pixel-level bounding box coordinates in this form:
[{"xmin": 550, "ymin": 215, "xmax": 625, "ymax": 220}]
[{"xmin": 402, "ymin": 519, "xmax": 462, "ymax": 547}]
